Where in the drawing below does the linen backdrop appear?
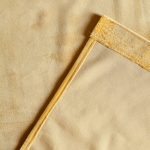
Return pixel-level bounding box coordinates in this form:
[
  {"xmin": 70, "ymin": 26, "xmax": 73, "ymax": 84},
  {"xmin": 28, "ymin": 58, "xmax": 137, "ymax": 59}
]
[{"xmin": 0, "ymin": 0, "xmax": 150, "ymax": 149}]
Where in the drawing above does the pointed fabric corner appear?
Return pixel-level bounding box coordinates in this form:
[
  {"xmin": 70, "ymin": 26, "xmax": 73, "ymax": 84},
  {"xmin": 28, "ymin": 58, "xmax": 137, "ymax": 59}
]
[{"xmin": 20, "ymin": 15, "xmax": 150, "ymax": 149}]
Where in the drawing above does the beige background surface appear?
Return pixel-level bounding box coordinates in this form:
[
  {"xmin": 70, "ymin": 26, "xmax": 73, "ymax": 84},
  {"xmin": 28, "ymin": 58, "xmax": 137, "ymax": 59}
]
[{"xmin": 0, "ymin": 0, "xmax": 150, "ymax": 149}]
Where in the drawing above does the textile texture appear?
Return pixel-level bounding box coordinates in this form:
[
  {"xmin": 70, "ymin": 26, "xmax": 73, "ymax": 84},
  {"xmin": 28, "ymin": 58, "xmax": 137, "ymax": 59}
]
[{"xmin": 0, "ymin": 0, "xmax": 150, "ymax": 149}]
